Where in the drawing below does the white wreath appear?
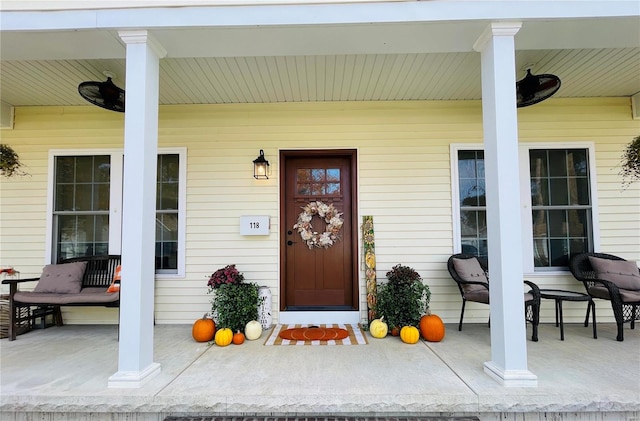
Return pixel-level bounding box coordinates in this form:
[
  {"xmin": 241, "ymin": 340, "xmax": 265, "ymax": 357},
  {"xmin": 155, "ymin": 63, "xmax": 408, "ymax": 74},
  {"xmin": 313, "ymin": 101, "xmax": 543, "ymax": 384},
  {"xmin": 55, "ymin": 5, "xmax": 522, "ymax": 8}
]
[{"xmin": 293, "ymin": 201, "xmax": 344, "ymax": 249}]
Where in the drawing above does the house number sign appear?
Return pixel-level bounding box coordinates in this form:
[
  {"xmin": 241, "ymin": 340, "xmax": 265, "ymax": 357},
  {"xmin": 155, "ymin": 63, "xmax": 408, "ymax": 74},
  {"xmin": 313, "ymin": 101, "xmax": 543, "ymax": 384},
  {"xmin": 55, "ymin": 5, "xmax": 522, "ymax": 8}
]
[{"xmin": 240, "ymin": 215, "xmax": 270, "ymax": 236}]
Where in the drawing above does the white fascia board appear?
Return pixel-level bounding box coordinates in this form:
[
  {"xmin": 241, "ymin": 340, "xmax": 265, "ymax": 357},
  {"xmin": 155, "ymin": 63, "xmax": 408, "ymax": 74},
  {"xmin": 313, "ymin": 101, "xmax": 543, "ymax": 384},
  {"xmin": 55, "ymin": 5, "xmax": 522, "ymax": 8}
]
[{"xmin": 1, "ymin": 1, "xmax": 638, "ymax": 32}]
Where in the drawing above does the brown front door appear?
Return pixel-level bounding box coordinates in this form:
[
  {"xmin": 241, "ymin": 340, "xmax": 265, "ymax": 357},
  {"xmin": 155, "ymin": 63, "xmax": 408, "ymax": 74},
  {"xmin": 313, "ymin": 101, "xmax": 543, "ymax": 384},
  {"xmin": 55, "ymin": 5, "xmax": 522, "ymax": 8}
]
[{"xmin": 280, "ymin": 150, "xmax": 357, "ymax": 311}]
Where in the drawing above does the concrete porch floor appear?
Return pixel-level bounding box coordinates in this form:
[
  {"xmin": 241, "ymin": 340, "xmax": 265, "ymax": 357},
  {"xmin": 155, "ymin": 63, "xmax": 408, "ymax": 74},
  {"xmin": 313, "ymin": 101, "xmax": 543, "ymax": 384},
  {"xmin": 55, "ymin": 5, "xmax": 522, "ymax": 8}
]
[{"xmin": 0, "ymin": 322, "xmax": 638, "ymax": 421}]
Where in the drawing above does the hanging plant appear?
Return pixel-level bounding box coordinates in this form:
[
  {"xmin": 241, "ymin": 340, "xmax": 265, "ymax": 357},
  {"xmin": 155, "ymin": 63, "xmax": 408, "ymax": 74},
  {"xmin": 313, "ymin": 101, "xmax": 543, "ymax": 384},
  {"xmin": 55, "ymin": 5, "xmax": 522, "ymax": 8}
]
[
  {"xmin": 0, "ymin": 144, "xmax": 27, "ymax": 178},
  {"xmin": 620, "ymin": 134, "xmax": 640, "ymax": 188}
]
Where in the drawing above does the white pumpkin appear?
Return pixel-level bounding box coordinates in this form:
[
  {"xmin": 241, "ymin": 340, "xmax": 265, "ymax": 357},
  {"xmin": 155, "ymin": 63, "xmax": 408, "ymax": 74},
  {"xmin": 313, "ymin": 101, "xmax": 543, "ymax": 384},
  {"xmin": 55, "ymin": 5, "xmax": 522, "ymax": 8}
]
[{"xmin": 244, "ymin": 320, "xmax": 263, "ymax": 340}]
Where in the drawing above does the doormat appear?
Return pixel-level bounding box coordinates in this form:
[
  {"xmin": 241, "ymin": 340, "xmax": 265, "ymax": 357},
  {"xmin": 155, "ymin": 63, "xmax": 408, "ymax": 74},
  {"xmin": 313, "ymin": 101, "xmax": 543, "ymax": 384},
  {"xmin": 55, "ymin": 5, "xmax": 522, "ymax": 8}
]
[{"xmin": 264, "ymin": 324, "xmax": 368, "ymax": 346}]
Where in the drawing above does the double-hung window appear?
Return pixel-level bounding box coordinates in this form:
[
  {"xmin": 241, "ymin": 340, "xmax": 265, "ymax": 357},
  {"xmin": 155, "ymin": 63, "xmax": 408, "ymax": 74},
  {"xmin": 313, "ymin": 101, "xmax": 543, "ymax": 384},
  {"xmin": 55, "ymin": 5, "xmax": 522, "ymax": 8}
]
[
  {"xmin": 451, "ymin": 144, "xmax": 598, "ymax": 272},
  {"xmin": 48, "ymin": 149, "xmax": 186, "ymax": 277}
]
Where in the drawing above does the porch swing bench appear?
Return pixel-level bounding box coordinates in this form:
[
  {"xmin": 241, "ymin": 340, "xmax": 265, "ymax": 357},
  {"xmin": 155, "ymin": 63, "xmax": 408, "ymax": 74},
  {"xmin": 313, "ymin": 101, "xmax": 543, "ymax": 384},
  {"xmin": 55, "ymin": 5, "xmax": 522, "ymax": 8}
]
[{"xmin": 1, "ymin": 255, "xmax": 121, "ymax": 341}]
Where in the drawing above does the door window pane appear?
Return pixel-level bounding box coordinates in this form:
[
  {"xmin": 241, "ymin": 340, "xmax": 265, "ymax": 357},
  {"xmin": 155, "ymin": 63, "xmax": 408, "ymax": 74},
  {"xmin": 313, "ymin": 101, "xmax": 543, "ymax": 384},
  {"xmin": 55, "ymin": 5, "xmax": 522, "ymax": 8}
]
[{"xmin": 296, "ymin": 167, "xmax": 341, "ymax": 196}]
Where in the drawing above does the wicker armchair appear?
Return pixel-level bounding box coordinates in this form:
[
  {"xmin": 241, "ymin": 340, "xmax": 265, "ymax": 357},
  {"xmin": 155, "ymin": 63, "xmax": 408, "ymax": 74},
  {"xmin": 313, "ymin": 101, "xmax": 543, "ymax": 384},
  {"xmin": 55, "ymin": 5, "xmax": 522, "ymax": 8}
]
[
  {"xmin": 447, "ymin": 254, "xmax": 540, "ymax": 341},
  {"xmin": 569, "ymin": 252, "xmax": 640, "ymax": 341}
]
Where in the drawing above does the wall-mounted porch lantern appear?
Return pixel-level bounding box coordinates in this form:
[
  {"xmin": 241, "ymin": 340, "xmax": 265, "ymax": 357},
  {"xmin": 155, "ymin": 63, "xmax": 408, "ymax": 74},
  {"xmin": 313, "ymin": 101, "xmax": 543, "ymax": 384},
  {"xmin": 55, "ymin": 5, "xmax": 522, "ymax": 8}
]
[{"xmin": 253, "ymin": 149, "xmax": 270, "ymax": 179}]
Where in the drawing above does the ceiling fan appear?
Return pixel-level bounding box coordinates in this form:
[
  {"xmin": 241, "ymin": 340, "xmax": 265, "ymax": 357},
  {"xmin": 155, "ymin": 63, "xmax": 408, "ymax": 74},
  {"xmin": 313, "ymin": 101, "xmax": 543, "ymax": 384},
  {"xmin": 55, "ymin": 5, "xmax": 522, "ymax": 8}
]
[
  {"xmin": 78, "ymin": 72, "xmax": 125, "ymax": 112},
  {"xmin": 516, "ymin": 69, "xmax": 561, "ymax": 108}
]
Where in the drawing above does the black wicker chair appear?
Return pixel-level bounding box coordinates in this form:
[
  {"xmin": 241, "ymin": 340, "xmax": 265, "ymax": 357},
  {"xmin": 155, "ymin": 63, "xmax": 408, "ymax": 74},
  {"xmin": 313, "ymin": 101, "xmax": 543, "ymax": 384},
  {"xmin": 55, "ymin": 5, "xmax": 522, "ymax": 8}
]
[
  {"xmin": 447, "ymin": 253, "xmax": 540, "ymax": 341},
  {"xmin": 569, "ymin": 252, "xmax": 640, "ymax": 341}
]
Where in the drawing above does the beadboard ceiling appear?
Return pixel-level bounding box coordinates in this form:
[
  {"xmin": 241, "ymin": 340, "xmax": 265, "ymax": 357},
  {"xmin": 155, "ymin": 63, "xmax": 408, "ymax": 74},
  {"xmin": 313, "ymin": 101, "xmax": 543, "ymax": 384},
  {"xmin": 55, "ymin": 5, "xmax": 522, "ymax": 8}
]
[{"xmin": 1, "ymin": 17, "xmax": 639, "ymax": 107}]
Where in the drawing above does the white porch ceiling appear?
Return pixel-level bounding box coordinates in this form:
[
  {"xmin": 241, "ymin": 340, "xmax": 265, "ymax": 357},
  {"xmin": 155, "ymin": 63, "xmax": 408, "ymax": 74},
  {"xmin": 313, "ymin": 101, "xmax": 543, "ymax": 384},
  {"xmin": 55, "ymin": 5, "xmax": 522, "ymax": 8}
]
[{"xmin": 1, "ymin": 4, "xmax": 639, "ymax": 107}]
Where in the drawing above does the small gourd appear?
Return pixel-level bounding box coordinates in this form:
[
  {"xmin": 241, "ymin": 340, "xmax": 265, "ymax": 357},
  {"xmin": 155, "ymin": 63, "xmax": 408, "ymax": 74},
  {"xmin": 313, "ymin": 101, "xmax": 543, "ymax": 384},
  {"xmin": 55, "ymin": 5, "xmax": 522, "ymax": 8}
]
[
  {"xmin": 244, "ymin": 320, "xmax": 263, "ymax": 340},
  {"xmin": 369, "ymin": 317, "xmax": 388, "ymax": 339},
  {"xmin": 400, "ymin": 326, "xmax": 420, "ymax": 344},
  {"xmin": 192, "ymin": 313, "xmax": 215, "ymax": 342},
  {"xmin": 214, "ymin": 327, "xmax": 233, "ymax": 347},
  {"xmin": 419, "ymin": 313, "xmax": 445, "ymax": 342},
  {"xmin": 232, "ymin": 331, "xmax": 245, "ymax": 345}
]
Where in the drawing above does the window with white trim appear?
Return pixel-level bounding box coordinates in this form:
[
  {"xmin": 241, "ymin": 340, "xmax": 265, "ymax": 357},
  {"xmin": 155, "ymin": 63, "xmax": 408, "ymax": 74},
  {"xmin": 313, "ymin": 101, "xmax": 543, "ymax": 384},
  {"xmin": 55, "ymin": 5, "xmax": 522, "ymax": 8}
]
[
  {"xmin": 49, "ymin": 149, "xmax": 186, "ymax": 276},
  {"xmin": 452, "ymin": 144, "xmax": 597, "ymax": 271}
]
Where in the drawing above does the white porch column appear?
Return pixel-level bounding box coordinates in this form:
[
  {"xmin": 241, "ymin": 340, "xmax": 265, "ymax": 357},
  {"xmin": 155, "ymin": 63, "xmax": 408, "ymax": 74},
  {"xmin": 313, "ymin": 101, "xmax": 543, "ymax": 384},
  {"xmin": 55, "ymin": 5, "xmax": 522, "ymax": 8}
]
[
  {"xmin": 108, "ymin": 30, "xmax": 166, "ymax": 388},
  {"xmin": 473, "ymin": 23, "xmax": 537, "ymax": 387}
]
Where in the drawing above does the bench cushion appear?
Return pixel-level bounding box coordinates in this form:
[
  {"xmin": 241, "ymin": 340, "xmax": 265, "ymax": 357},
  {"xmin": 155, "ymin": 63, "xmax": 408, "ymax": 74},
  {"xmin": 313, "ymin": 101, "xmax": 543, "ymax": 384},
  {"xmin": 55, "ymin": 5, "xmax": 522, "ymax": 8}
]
[
  {"xmin": 14, "ymin": 288, "xmax": 119, "ymax": 305},
  {"xmin": 33, "ymin": 261, "xmax": 87, "ymax": 294}
]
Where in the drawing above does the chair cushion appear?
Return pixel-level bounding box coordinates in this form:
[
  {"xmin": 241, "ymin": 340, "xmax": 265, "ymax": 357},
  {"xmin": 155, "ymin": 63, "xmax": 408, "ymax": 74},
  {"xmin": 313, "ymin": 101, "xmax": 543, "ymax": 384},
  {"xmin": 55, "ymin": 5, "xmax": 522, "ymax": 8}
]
[
  {"xmin": 452, "ymin": 257, "xmax": 489, "ymax": 294},
  {"xmin": 588, "ymin": 256, "xmax": 640, "ymax": 291},
  {"xmin": 33, "ymin": 261, "xmax": 87, "ymax": 294},
  {"xmin": 588, "ymin": 286, "xmax": 640, "ymax": 303}
]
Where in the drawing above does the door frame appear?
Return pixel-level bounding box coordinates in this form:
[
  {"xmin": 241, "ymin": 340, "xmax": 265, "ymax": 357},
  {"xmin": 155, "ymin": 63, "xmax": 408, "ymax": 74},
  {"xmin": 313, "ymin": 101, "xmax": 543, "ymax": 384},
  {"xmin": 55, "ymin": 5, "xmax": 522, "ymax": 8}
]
[{"xmin": 279, "ymin": 149, "xmax": 359, "ymax": 313}]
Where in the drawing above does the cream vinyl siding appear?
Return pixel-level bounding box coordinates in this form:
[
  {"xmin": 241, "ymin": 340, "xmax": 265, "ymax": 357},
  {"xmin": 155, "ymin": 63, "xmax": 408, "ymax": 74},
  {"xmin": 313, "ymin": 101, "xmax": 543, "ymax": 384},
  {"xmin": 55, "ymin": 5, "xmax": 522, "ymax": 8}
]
[{"xmin": 1, "ymin": 98, "xmax": 638, "ymax": 325}]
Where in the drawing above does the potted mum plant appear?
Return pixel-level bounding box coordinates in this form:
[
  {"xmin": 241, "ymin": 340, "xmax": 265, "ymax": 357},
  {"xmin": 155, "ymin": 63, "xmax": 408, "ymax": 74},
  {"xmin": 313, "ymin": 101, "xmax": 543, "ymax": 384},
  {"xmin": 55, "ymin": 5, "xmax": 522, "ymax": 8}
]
[
  {"xmin": 207, "ymin": 264, "xmax": 261, "ymax": 332},
  {"xmin": 374, "ymin": 264, "xmax": 431, "ymax": 334}
]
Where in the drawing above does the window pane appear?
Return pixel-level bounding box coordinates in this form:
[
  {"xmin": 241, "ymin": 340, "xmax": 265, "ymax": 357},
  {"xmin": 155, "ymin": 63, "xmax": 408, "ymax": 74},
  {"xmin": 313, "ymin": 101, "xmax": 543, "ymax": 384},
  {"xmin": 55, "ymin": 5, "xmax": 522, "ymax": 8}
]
[
  {"xmin": 156, "ymin": 213, "xmax": 178, "ymax": 270},
  {"xmin": 460, "ymin": 210, "xmax": 478, "ymax": 236},
  {"xmin": 156, "ymin": 213, "xmax": 179, "ymax": 241},
  {"xmin": 568, "ymin": 149, "xmax": 588, "ymax": 176},
  {"xmin": 549, "ymin": 150, "xmax": 567, "ymax": 177},
  {"xmin": 457, "ymin": 150, "xmax": 487, "ymax": 256},
  {"xmin": 533, "ymin": 239, "xmax": 549, "ymax": 267},
  {"xmin": 311, "ymin": 169, "xmax": 325, "ymax": 182},
  {"xmin": 529, "ymin": 148, "xmax": 592, "ymax": 269},
  {"xmin": 55, "ymin": 184, "xmax": 74, "ymax": 211},
  {"xmin": 157, "ymin": 182, "xmax": 179, "ymax": 210},
  {"xmin": 548, "ymin": 210, "xmax": 566, "ymax": 237},
  {"xmin": 94, "ymin": 183, "xmax": 110, "ymax": 210},
  {"xmin": 574, "ymin": 177, "xmax": 590, "ymax": 205},
  {"xmin": 549, "ymin": 178, "xmax": 568, "ymax": 205},
  {"xmin": 56, "ymin": 157, "xmax": 75, "ymax": 183},
  {"xmin": 458, "ymin": 151, "xmax": 477, "ymax": 178},
  {"xmin": 326, "ymin": 183, "xmax": 340, "ymax": 194},
  {"xmin": 532, "ymin": 210, "xmax": 548, "ymax": 238},
  {"xmin": 327, "ymin": 169, "xmax": 340, "ymax": 182},
  {"xmin": 530, "ymin": 177, "xmax": 548, "ymax": 206},
  {"xmin": 298, "ymin": 184, "xmax": 310, "ymax": 195},
  {"xmin": 550, "ymin": 238, "xmax": 569, "ymax": 266},
  {"xmin": 75, "ymin": 156, "xmax": 94, "ymax": 183},
  {"xmin": 74, "ymin": 184, "xmax": 93, "ymax": 211},
  {"xmin": 529, "ymin": 150, "xmax": 548, "ymax": 178},
  {"xmin": 95, "ymin": 156, "xmax": 111, "ymax": 182},
  {"xmin": 55, "ymin": 214, "xmax": 109, "ymax": 261},
  {"xmin": 155, "ymin": 155, "xmax": 180, "ymax": 272},
  {"xmin": 158, "ymin": 154, "xmax": 179, "ymax": 182},
  {"xmin": 297, "ymin": 169, "xmax": 311, "ymax": 183},
  {"xmin": 567, "ymin": 209, "xmax": 588, "ymax": 237}
]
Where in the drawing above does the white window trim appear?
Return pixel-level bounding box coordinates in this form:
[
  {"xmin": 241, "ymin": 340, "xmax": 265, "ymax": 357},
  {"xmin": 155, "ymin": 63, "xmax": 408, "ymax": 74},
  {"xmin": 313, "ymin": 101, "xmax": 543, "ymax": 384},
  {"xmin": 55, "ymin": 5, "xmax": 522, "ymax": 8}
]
[
  {"xmin": 450, "ymin": 142, "xmax": 600, "ymax": 276},
  {"xmin": 46, "ymin": 147, "xmax": 187, "ymax": 278}
]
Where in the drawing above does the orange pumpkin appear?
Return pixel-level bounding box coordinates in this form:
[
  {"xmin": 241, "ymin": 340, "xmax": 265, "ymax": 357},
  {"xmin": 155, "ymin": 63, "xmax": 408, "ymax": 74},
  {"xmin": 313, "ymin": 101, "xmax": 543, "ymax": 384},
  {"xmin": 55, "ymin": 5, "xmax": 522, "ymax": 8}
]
[
  {"xmin": 214, "ymin": 328, "xmax": 233, "ymax": 347},
  {"xmin": 400, "ymin": 326, "xmax": 420, "ymax": 344},
  {"xmin": 232, "ymin": 331, "xmax": 245, "ymax": 345},
  {"xmin": 192, "ymin": 313, "xmax": 215, "ymax": 342},
  {"xmin": 420, "ymin": 313, "xmax": 445, "ymax": 342}
]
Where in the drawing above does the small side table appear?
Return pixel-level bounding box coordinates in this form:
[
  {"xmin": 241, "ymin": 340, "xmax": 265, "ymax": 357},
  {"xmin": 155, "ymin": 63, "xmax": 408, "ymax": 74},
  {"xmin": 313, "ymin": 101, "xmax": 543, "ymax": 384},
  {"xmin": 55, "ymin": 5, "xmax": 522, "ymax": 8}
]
[{"xmin": 539, "ymin": 289, "xmax": 597, "ymax": 341}]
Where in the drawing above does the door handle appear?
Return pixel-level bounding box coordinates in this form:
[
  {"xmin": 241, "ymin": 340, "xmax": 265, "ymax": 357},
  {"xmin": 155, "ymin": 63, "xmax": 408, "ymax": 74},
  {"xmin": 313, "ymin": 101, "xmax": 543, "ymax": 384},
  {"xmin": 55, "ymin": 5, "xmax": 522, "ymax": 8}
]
[{"xmin": 287, "ymin": 240, "xmax": 295, "ymax": 246}]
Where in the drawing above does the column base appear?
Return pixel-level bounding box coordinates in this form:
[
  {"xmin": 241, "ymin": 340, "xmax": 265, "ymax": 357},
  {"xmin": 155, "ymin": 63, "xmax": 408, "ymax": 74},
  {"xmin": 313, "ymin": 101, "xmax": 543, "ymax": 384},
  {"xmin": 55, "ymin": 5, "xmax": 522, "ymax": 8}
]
[
  {"xmin": 484, "ymin": 361, "xmax": 538, "ymax": 387},
  {"xmin": 108, "ymin": 362, "xmax": 161, "ymax": 388}
]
